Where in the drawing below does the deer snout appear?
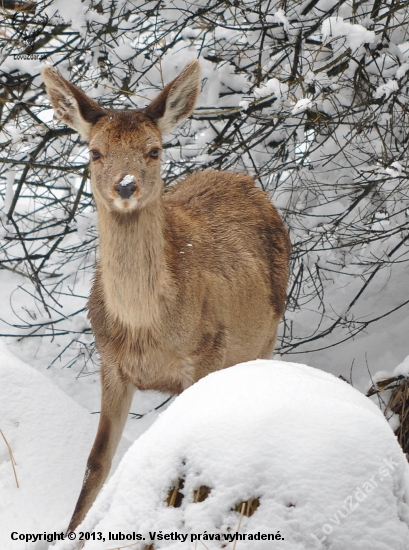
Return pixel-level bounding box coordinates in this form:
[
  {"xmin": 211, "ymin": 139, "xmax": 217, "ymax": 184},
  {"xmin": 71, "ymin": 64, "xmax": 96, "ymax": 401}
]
[
  {"xmin": 114, "ymin": 174, "xmax": 138, "ymax": 199},
  {"xmin": 115, "ymin": 182, "xmax": 136, "ymax": 199}
]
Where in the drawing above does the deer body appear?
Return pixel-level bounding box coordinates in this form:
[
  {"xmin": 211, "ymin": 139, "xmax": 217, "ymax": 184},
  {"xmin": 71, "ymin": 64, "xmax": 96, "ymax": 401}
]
[
  {"xmin": 42, "ymin": 61, "xmax": 291, "ymax": 533},
  {"xmin": 92, "ymin": 170, "xmax": 288, "ymax": 393}
]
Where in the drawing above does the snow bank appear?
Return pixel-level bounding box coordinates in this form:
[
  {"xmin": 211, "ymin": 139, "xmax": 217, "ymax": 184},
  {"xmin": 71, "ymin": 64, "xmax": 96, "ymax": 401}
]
[
  {"xmin": 394, "ymin": 355, "xmax": 409, "ymax": 377},
  {"xmin": 53, "ymin": 360, "xmax": 409, "ymax": 550},
  {"xmin": 372, "ymin": 354, "xmax": 409, "ymax": 384},
  {"xmin": 0, "ymin": 343, "xmax": 129, "ymax": 550}
]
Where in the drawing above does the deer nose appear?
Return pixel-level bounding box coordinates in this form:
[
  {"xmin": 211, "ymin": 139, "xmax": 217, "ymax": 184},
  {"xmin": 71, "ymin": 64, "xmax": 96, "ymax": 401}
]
[
  {"xmin": 115, "ymin": 182, "xmax": 136, "ymax": 199},
  {"xmin": 115, "ymin": 174, "xmax": 137, "ymax": 199}
]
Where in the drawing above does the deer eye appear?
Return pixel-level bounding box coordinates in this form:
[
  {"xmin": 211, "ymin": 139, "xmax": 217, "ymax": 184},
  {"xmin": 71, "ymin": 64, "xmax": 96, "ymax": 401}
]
[
  {"xmin": 149, "ymin": 148, "xmax": 160, "ymax": 159},
  {"xmin": 90, "ymin": 150, "xmax": 101, "ymax": 160}
]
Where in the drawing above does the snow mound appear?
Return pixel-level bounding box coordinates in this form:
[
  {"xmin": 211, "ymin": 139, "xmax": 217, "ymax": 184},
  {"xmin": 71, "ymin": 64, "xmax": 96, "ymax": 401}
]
[
  {"xmin": 54, "ymin": 360, "xmax": 409, "ymax": 550},
  {"xmin": 0, "ymin": 342, "xmax": 128, "ymax": 550},
  {"xmin": 391, "ymin": 354, "xmax": 409, "ymax": 378}
]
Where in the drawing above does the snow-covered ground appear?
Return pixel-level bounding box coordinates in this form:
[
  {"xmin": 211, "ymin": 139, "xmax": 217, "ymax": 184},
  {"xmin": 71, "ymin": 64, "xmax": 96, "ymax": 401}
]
[
  {"xmin": 0, "ymin": 343, "xmax": 130, "ymax": 550},
  {"xmin": 2, "ymin": 350, "xmax": 409, "ymax": 550}
]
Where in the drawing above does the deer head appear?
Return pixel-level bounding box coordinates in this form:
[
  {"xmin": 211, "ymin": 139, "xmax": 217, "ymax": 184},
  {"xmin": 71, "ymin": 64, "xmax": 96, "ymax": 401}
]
[{"xmin": 42, "ymin": 61, "xmax": 201, "ymax": 213}]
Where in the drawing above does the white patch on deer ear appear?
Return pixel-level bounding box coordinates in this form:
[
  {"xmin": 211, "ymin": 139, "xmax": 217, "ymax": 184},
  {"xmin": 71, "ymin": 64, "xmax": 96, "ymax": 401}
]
[
  {"xmin": 42, "ymin": 66, "xmax": 96, "ymax": 141},
  {"xmin": 148, "ymin": 60, "xmax": 201, "ymax": 135},
  {"xmin": 155, "ymin": 113, "xmax": 175, "ymax": 136},
  {"xmin": 54, "ymin": 94, "xmax": 92, "ymax": 140}
]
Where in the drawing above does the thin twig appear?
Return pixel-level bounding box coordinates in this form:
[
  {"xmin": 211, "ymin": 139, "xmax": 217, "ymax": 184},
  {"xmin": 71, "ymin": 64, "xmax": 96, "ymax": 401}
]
[
  {"xmin": 0, "ymin": 428, "xmax": 19, "ymax": 488},
  {"xmin": 232, "ymin": 502, "xmax": 246, "ymax": 550}
]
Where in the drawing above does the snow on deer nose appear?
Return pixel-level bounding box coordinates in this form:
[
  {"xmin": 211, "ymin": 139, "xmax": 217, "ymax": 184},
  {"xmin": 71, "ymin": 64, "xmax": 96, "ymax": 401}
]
[{"xmin": 115, "ymin": 174, "xmax": 137, "ymax": 199}]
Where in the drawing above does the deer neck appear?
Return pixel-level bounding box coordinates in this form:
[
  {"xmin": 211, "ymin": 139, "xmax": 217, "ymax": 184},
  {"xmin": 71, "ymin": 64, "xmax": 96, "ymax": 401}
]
[{"xmin": 97, "ymin": 198, "xmax": 168, "ymax": 329}]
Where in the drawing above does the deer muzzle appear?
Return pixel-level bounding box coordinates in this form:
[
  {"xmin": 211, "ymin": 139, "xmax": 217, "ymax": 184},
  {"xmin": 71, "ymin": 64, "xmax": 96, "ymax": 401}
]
[
  {"xmin": 115, "ymin": 182, "xmax": 137, "ymax": 199},
  {"xmin": 115, "ymin": 174, "xmax": 138, "ymax": 199}
]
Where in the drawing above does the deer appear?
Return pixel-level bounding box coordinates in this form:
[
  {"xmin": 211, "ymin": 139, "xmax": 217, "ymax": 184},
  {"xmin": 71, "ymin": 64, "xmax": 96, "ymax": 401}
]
[{"xmin": 42, "ymin": 59, "xmax": 291, "ymax": 533}]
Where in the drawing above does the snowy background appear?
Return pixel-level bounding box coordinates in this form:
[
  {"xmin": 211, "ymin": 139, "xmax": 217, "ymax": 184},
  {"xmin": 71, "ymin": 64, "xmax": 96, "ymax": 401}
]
[{"xmin": 1, "ymin": 0, "xmax": 409, "ymax": 548}]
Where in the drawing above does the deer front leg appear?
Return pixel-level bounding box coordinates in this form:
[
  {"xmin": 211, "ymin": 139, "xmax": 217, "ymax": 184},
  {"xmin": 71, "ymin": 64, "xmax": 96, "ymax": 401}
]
[{"xmin": 67, "ymin": 366, "xmax": 135, "ymax": 533}]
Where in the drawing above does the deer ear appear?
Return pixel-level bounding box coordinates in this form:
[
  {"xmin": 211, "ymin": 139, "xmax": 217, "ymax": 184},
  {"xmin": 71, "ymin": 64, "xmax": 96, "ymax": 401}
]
[
  {"xmin": 145, "ymin": 60, "xmax": 201, "ymax": 135},
  {"xmin": 42, "ymin": 66, "xmax": 106, "ymax": 140}
]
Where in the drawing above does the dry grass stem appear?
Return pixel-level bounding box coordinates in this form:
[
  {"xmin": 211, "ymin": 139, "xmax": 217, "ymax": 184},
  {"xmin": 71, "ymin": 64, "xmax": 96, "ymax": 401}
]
[
  {"xmin": 234, "ymin": 498, "xmax": 259, "ymax": 517},
  {"xmin": 166, "ymin": 478, "xmax": 184, "ymax": 507},
  {"xmin": 367, "ymin": 376, "xmax": 409, "ymax": 457},
  {"xmin": 232, "ymin": 502, "xmax": 246, "ymax": 550},
  {"xmin": 0, "ymin": 428, "xmax": 19, "ymax": 488},
  {"xmin": 193, "ymin": 485, "xmax": 211, "ymax": 503}
]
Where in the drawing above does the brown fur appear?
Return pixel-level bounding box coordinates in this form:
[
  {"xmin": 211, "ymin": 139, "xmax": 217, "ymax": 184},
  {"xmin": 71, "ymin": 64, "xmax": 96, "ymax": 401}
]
[{"xmin": 42, "ymin": 60, "xmax": 291, "ymax": 533}]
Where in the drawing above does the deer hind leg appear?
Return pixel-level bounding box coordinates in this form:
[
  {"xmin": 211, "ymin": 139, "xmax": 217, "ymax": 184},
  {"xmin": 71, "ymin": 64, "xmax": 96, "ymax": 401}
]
[
  {"xmin": 167, "ymin": 330, "xmax": 227, "ymax": 393},
  {"xmin": 190, "ymin": 327, "xmax": 227, "ymax": 383},
  {"xmin": 67, "ymin": 365, "xmax": 134, "ymax": 533}
]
